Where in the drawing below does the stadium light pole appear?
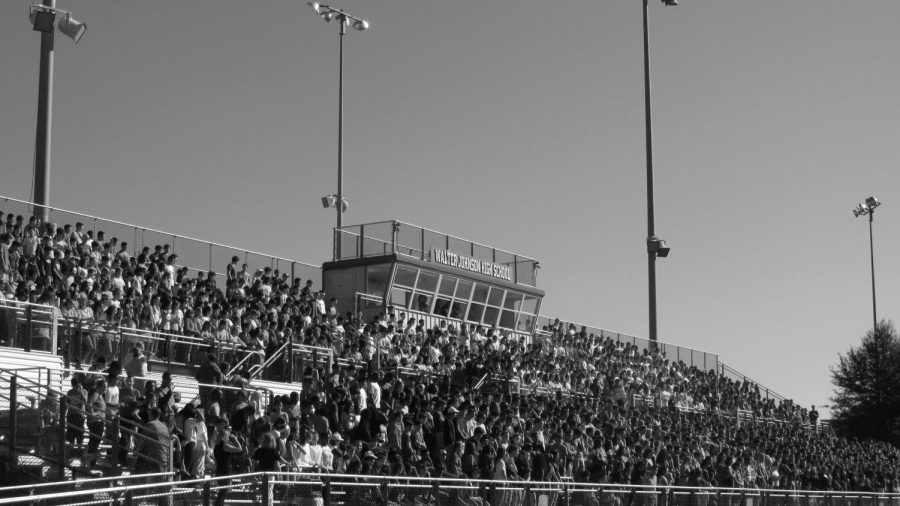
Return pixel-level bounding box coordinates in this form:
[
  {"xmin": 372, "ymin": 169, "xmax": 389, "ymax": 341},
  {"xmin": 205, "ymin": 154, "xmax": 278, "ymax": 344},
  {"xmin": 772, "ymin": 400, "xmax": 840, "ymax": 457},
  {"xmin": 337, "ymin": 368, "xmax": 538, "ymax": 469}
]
[
  {"xmin": 308, "ymin": 2, "xmax": 368, "ymax": 255},
  {"xmin": 643, "ymin": 0, "xmax": 676, "ymax": 345},
  {"xmin": 853, "ymin": 196, "xmax": 881, "ymax": 332},
  {"xmin": 29, "ymin": 0, "xmax": 86, "ymax": 221}
]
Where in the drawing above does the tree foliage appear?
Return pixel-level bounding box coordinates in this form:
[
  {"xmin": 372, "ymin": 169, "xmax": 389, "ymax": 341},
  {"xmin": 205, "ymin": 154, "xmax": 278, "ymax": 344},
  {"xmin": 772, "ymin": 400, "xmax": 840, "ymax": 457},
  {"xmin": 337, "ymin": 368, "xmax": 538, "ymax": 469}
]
[{"xmin": 830, "ymin": 320, "xmax": 900, "ymax": 445}]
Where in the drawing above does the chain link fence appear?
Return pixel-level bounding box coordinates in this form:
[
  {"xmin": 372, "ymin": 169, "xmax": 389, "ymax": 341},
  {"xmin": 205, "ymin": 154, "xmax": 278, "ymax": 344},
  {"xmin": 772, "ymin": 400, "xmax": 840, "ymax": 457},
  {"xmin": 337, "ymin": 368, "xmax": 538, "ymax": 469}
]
[
  {"xmin": 0, "ymin": 195, "xmax": 321, "ymax": 284},
  {"xmin": 534, "ymin": 315, "xmax": 720, "ymax": 373},
  {"xmin": 334, "ymin": 221, "xmax": 539, "ymax": 287}
]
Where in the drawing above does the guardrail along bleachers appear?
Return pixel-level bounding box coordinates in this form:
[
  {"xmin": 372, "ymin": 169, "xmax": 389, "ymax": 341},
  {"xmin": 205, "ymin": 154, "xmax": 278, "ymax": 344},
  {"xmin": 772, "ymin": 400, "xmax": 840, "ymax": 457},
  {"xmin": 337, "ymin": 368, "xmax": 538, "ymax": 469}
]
[
  {"xmin": 1, "ymin": 472, "xmax": 900, "ymax": 506},
  {"xmin": 0, "ymin": 369, "xmax": 173, "ymax": 483}
]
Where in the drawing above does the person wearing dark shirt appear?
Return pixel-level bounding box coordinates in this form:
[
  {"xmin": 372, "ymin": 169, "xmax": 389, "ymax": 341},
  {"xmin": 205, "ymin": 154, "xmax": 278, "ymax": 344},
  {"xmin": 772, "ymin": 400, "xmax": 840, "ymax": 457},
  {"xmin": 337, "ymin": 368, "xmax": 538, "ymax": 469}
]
[
  {"xmin": 253, "ymin": 433, "xmax": 286, "ymax": 472},
  {"xmin": 213, "ymin": 420, "xmax": 244, "ymax": 506}
]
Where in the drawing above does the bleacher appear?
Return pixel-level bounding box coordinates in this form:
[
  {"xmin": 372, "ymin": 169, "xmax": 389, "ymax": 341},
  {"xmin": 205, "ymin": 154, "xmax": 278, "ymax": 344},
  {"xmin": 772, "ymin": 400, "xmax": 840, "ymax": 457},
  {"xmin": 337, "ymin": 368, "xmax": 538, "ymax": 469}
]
[{"xmin": 1, "ymin": 196, "xmax": 898, "ymax": 500}]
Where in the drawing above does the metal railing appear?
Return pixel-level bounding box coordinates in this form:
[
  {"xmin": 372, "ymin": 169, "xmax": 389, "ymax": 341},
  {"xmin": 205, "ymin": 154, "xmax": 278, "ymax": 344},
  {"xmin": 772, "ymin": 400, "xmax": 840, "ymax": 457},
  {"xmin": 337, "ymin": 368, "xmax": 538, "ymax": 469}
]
[
  {"xmin": 1, "ymin": 472, "xmax": 899, "ymax": 506},
  {"xmin": 52, "ymin": 367, "xmax": 274, "ymax": 417},
  {"xmin": 334, "ymin": 220, "xmax": 539, "ymax": 286},
  {"xmin": 58, "ymin": 315, "xmax": 266, "ymax": 374},
  {"xmin": 535, "ymin": 315, "xmax": 720, "ymax": 373},
  {"xmin": 0, "ymin": 370, "xmax": 173, "ymax": 482},
  {"xmin": 720, "ymin": 361, "xmax": 788, "ymax": 402},
  {"xmin": 0, "ymin": 194, "xmax": 321, "ymax": 283},
  {"xmin": 0, "ymin": 299, "xmax": 58, "ymax": 355},
  {"xmin": 0, "ymin": 471, "xmax": 172, "ymax": 495}
]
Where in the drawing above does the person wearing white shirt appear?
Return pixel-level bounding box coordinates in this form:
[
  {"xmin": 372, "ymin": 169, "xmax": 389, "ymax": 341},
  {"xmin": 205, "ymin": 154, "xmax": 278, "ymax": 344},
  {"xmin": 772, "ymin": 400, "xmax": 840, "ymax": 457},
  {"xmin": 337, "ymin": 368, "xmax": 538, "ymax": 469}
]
[
  {"xmin": 365, "ymin": 374, "xmax": 382, "ymax": 410},
  {"xmin": 184, "ymin": 410, "xmax": 210, "ymax": 478},
  {"xmin": 294, "ymin": 431, "xmax": 314, "ymax": 470}
]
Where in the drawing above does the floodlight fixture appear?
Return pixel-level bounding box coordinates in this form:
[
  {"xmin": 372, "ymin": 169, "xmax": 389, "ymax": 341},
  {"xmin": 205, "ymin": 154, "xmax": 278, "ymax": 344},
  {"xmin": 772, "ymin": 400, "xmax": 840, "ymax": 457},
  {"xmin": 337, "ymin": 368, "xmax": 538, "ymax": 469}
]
[
  {"xmin": 321, "ymin": 194, "xmax": 349, "ymax": 212},
  {"xmin": 662, "ymin": 0, "xmax": 678, "ymax": 5},
  {"xmin": 31, "ymin": 9, "xmax": 56, "ymax": 33},
  {"xmin": 309, "ymin": 3, "xmax": 370, "ymax": 31},
  {"xmin": 647, "ymin": 237, "xmax": 670, "ymax": 258},
  {"xmin": 30, "ymin": 3, "xmax": 86, "ymax": 41},
  {"xmin": 58, "ymin": 13, "xmax": 86, "ymax": 43},
  {"xmin": 853, "ymin": 197, "xmax": 880, "ymax": 218}
]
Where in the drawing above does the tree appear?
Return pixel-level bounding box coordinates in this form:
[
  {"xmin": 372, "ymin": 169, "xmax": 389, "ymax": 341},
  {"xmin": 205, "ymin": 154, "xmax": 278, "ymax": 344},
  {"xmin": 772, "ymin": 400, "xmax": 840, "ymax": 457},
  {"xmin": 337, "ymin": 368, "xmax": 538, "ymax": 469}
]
[{"xmin": 830, "ymin": 320, "xmax": 900, "ymax": 445}]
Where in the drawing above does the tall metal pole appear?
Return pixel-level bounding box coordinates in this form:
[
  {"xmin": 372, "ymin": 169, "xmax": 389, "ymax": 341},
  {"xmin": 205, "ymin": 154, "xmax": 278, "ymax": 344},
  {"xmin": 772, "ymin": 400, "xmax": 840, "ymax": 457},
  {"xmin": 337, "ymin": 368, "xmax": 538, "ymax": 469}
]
[
  {"xmin": 337, "ymin": 17, "xmax": 346, "ymax": 236},
  {"xmin": 33, "ymin": 0, "xmax": 56, "ymax": 222},
  {"xmin": 868, "ymin": 212, "xmax": 877, "ymax": 332},
  {"xmin": 642, "ymin": 0, "xmax": 658, "ymax": 344}
]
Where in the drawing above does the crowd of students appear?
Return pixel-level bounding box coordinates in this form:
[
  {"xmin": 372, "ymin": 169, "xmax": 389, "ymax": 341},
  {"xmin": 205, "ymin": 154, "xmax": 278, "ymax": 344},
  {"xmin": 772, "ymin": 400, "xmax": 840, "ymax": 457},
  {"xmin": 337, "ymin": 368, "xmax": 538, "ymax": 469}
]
[{"xmin": 2, "ymin": 211, "xmax": 899, "ymax": 494}]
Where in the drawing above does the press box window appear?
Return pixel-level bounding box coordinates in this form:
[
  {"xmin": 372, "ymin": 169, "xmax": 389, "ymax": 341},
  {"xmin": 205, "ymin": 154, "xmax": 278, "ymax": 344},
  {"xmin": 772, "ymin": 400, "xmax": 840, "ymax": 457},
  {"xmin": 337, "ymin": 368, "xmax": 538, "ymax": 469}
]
[
  {"xmin": 455, "ymin": 280, "xmax": 473, "ymax": 299},
  {"xmin": 487, "ymin": 287, "xmax": 505, "ymax": 307},
  {"xmin": 390, "ymin": 287, "xmax": 413, "ymax": 309},
  {"xmin": 438, "ymin": 277, "xmax": 457, "ymax": 296},
  {"xmin": 366, "ymin": 264, "xmax": 391, "ymax": 298},
  {"xmin": 416, "ymin": 272, "xmax": 439, "ymax": 292},
  {"xmin": 472, "ymin": 284, "xmax": 490, "ymax": 303},
  {"xmin": 395, "ymin": 265, "xmax": 418, "ymax": 288}
]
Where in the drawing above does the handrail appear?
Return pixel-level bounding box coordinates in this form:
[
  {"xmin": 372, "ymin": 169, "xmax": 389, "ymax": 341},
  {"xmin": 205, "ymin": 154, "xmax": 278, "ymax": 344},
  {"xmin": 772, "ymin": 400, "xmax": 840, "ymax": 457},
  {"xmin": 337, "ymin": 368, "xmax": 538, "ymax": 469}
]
[
  {"xmin": 0, "ymin": 299, "xmax": 59, "ymax": 354},
  {"xmin": 0, "ymin": 436, "xmax": 96, "ymax": 479},
  {"xmin": 719, "ymin": 360, "xmax": 788, "ymax": 402},
  {"xmin": 0, "ymin": 472, "xmax": 173, "ymax": 492},
  {"xmin": 0, "ymin": 369, "xmax": 174, "ymax": 472},
  {"xmin": 2, "ymin": 471, "xmax": 899, "ymax": 504},
  {"xmin": 227, "ymin": 348, "xmax": 266, "ymax": 379},
  {"xmin": 249, "ymin": 340, "xmax": 290, "ymax": 380},
  {"xmin": 58, "ymin": 315, "xmax": 265, "ymax": 372}
]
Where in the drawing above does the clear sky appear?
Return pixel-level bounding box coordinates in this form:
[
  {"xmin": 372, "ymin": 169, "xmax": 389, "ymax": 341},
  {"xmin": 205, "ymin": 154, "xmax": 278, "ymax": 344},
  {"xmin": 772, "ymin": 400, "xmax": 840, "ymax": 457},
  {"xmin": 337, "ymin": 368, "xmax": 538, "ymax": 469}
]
[{"xmin": 3, "ymin": 0, "xmax": 899, "ymax": 415}]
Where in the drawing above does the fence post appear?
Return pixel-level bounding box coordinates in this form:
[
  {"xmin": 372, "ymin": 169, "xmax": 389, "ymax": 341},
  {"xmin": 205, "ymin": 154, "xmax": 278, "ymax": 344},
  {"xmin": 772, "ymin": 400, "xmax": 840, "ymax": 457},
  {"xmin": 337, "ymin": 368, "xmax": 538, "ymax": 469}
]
[
  {"xmin": 165, "ymin": 333, "xmax": 172, "ymax": 369},
  {"xmin": 287, "ymin": 339, "xmax": 294, "ymax": 383},
  {"xmin": 57, "ymin": 395, "xmax": 68, "ymax": 480},
  {"xmin": 9, "ymin": 375, "xmax": 17, "ymax": 472},
  {"xmin": 262, "ymin": 472, "xmax": 272, "ymax": 506},
  {"xmin": 168, "ymin": 438, "xmax": 174, "ymax": 474},
  {"xmin": 323, "ymin": 474, "xmax": 332, "ymax": 506},
  {"xmin": 74, "ymin": 319, "xmax": 82, "ymax": 364},
  {"xmin": 202, "ymin": 480, "xmax": 211, "ymax": 506},
  {"xmin": 381, "ymin": 478, "xmax": 389, "ymax": 505},
  {"xmin": 119, "ymin": 328, "xmax": 127, "ymax": 365},
  {"xmin": 360, "ymin": 224, "xmax": 365, "ymax": 257},
  {"xmin": 111, "ymin": 415, "xmax": 121, "ymax": 468},
  {"xmin": 24, "ymin": 305, "xmax": 33, "ymax": 352},
  {"xmin": 124, "ymin": 489, "xmax": 134, "ymax": 506},
  {"xmin": 433, "ymin": 480, "xmax": 441, "ymax": 505},
  {"xmin": 61, "ymin": 318, "xmax": 70, "ymax": 368}
]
